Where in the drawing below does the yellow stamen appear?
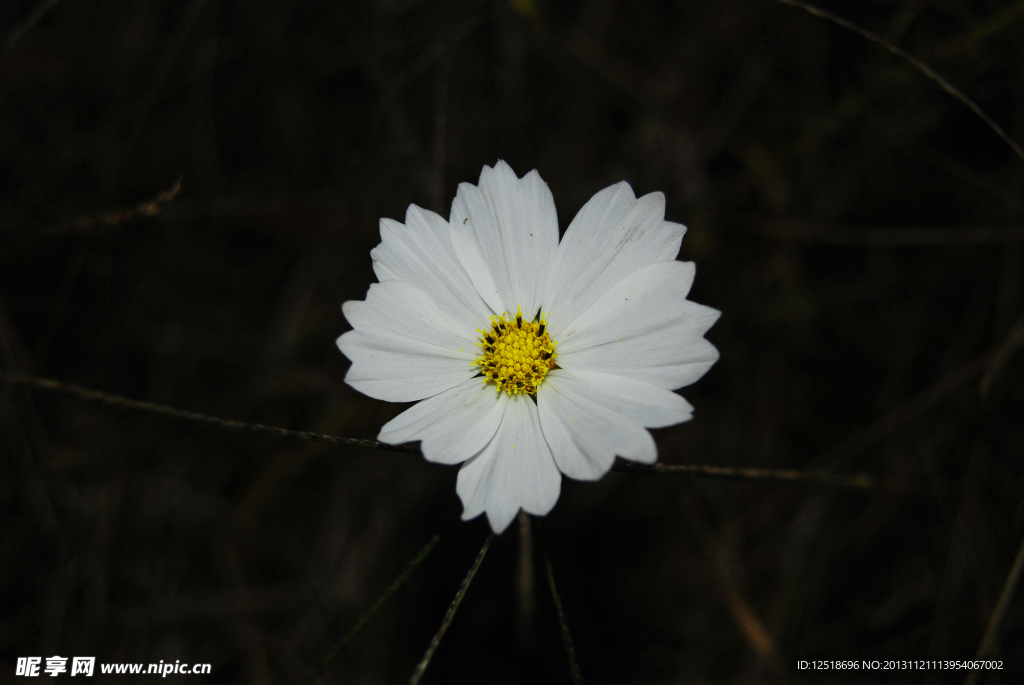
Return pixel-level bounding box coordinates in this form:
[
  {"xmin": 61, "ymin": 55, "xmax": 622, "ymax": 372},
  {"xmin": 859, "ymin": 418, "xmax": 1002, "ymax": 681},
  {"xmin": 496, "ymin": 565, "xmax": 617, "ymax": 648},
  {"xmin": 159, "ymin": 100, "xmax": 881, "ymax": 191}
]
[{"xmin": 473, "ymin": 306, "xmax": 557, "ymax": 396}]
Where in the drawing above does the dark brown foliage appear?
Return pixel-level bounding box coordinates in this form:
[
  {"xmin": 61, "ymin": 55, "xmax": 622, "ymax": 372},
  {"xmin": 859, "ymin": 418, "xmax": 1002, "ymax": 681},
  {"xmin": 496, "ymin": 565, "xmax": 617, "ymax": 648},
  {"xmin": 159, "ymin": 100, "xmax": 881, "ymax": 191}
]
[{"xmin": 1, "ymin": 0, "xmax": 1023, "ymax": 682}]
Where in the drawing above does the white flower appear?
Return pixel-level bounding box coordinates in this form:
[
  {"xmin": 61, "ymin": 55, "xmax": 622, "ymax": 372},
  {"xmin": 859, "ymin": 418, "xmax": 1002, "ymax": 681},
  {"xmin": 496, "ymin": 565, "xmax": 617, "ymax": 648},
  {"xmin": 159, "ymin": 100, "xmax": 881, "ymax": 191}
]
[{"xmin": 338, "ymin": 161, "xmax": 720, "ymax": 534}]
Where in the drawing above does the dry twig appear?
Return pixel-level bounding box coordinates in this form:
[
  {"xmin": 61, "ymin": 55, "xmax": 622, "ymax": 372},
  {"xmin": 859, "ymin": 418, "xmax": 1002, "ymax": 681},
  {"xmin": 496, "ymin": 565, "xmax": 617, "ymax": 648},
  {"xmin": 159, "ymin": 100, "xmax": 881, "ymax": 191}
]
[
  {"xmin": 2, "ymin": 372, "xmax": 880, "ymax": 487},
  {"xmin": 537, "ymin": 521, "xmax": 583, "ymax": 685},
  {"xmin": 409, "ymin": 534, "xmax": 493, "ymax": 685},
  {"xmin": 613, "ymin": 460, "xmax": 875, "ymax": 489},
  {"xmin": 965, "ymin": 531, "xmax": 1024, "ymax": 685},
  {"xmin": 0, "ymin": 372, "xmax": 418, "ymax": 454},
  {"xmin": 310, "ymin": 535, "xmax": 441, "ymax": 683},
  {"xmin": 776, "ymin": 0, "xmax": 1024, "ymax": 164},
  {"xmin": 757, "ymin": 218, "xmax": 1024, "ymax": 247},
  {"xmin": 44, "ymin": 177, "xmax": 183, "ymax": 236}
]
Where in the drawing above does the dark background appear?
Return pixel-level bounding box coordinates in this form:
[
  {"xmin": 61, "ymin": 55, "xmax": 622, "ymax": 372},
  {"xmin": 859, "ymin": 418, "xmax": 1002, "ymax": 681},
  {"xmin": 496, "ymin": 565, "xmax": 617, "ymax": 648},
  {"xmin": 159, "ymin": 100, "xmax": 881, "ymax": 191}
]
[{"xmin": 2, "ymin": 0, "xmax": 1024, "ymax": 682}]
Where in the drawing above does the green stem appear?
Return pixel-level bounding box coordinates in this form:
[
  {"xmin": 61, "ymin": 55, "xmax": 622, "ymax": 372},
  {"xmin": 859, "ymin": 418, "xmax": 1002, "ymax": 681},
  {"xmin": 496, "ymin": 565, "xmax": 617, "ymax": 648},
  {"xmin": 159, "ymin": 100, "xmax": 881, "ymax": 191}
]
[
  {"xmin": 309, "ymin": 534, "xmax": 441, "ymax": 683},
  {"xmin": 539, "ymin": 524, "xmax": 583, "ymax": 684},
  {"xmin": 409, "ymin": 534, "xmax": 493, "ymax": 685}
]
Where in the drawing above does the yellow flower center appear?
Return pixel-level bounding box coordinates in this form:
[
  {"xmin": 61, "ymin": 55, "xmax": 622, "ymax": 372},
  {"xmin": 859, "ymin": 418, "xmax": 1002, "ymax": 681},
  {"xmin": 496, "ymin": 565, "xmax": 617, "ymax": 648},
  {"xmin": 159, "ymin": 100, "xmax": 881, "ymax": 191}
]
[{"xmin": 474, "ymin": 307, "xmax": 557, "ymax": 396}]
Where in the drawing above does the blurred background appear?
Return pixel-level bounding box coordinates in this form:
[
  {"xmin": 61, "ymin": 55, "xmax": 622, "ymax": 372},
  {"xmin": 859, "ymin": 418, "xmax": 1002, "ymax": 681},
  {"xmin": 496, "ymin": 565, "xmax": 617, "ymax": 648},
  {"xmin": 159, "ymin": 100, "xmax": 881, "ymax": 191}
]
[{"xmin": 2, "ymin": 0, "xmax": 1024, "ymax": 682}]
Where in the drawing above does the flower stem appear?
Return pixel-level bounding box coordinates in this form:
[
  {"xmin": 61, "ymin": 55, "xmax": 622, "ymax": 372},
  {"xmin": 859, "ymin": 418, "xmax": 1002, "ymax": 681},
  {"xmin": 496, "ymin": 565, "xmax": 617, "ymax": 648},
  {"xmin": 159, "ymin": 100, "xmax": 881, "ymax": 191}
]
[
  {"xmin": 538, "ymin": 522, "xmax": 583, "ymax": 684},
  {"xmin": 409, "ymin": 533, "xmax": 493, "ymax": 685},
  {"xmin": 309, "ymin": 534, "xmax": 440, "ymax": 683},
  {"xmin": 517, "ymin": 511, "xmax": 536, "ymax": 647}
]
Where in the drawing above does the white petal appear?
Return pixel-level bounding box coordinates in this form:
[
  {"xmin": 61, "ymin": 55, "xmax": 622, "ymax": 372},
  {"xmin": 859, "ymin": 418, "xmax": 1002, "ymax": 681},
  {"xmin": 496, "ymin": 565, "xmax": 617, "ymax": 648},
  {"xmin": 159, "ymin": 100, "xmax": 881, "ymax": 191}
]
[
  {"xmin": 538, "ymin": 371, "xmax": 657, "ymax": 481},
  {"xmin": 371, "ymin": 205, "xmax": 492, "ymax": 328},
  {"xmin": 377, "ymin": 377, "xmax": 505, "ymax": 465},
  {"xmin": 542, "ymin": 182, "xmax": 685, "ymax": 334},
  {"xmin": 456, "ymin": 393, "xmax": 561, "ymax": 534},
  {"xmin": 450, "ymin": 161, "xmax": 559, "ymax": 318},
  {"xmin": 339, "ymin": 333, "xmax": 477, "ymax": 402},
  {"xmin": 556, "ymin": 260, "xmax": 720, "ymax": 390},
  {"xmin": 544, "ymin": 367, "xmax": 693, "ymax": 428},
  {"xmin": 374, "ymin": 261, "xmax": 400, "ymax": 282},
  {"xmin": 343, "ymin": 280, "xmax": 477, "ymax": 355},
  {"xmin": 531, "ymin": 394, "xmax": 592, "ymax": 481},
  {"xmin": 338, "ymin": 280, "xmax": 479, "ymax": 402}
]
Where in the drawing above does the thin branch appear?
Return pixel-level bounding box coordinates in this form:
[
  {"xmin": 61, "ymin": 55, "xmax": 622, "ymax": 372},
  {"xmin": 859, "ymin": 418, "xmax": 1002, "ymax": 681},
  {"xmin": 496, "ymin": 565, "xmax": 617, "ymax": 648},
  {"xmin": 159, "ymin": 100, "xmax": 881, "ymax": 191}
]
[
  {"xmin": 538, "ymin": 522, "xmax": 583, "ymax": 685},
  {"xmin": 674, "ymin": 490, "xmax": 780, "ymax": 674},
  {"xmin": 816, "ymin": 354, "xmax": 990, "ymax": 469},
  {"xmin": 0, "ymin": 372, "xmax": 418, "ymax": 455},
  {"xmin": 310, "ymin": 534, "xmax": 440, "ymax": 684},
  {"xmin": 617, "ymin": 345, "xmax": 1000, "ymax": 482},
  {"xmin": 756, "ymin": 218, "xmax": 1024, "ymax": 247},
  {"xmin": 776, "ymin": 0, "xmax": 1024, "ymax": 165},
  {"xmin": 409, "ymin": 534, "xmax": 493, "ymax": 685},
  {"xmin": 378, "ymin": 17, "xmax": 482, "ymax": 110},
  {"xmin": 6, "ymin": 371, "xmax": 884, "ymax": 487},
  {"xmin": 4, "ymin": 0, "xmax": 60, "ymax": 54},
  {"xmin": 980, "ymin": 313, "xmax": 1024, "ymax": 398},
  {"xmin": 43, "ymin": 177, "xmax": 184, "ymax": 236},
  {"xmin": 965, "ymin": 530, "xmax": 1024, "ymax": 685},
  {"xmin": 612, "ymin": 460, "xmax": 875, "ymax": 489},
  {"xmin": 934, "ymin": 0, "xmax": 1024, "ymax": 59}
]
